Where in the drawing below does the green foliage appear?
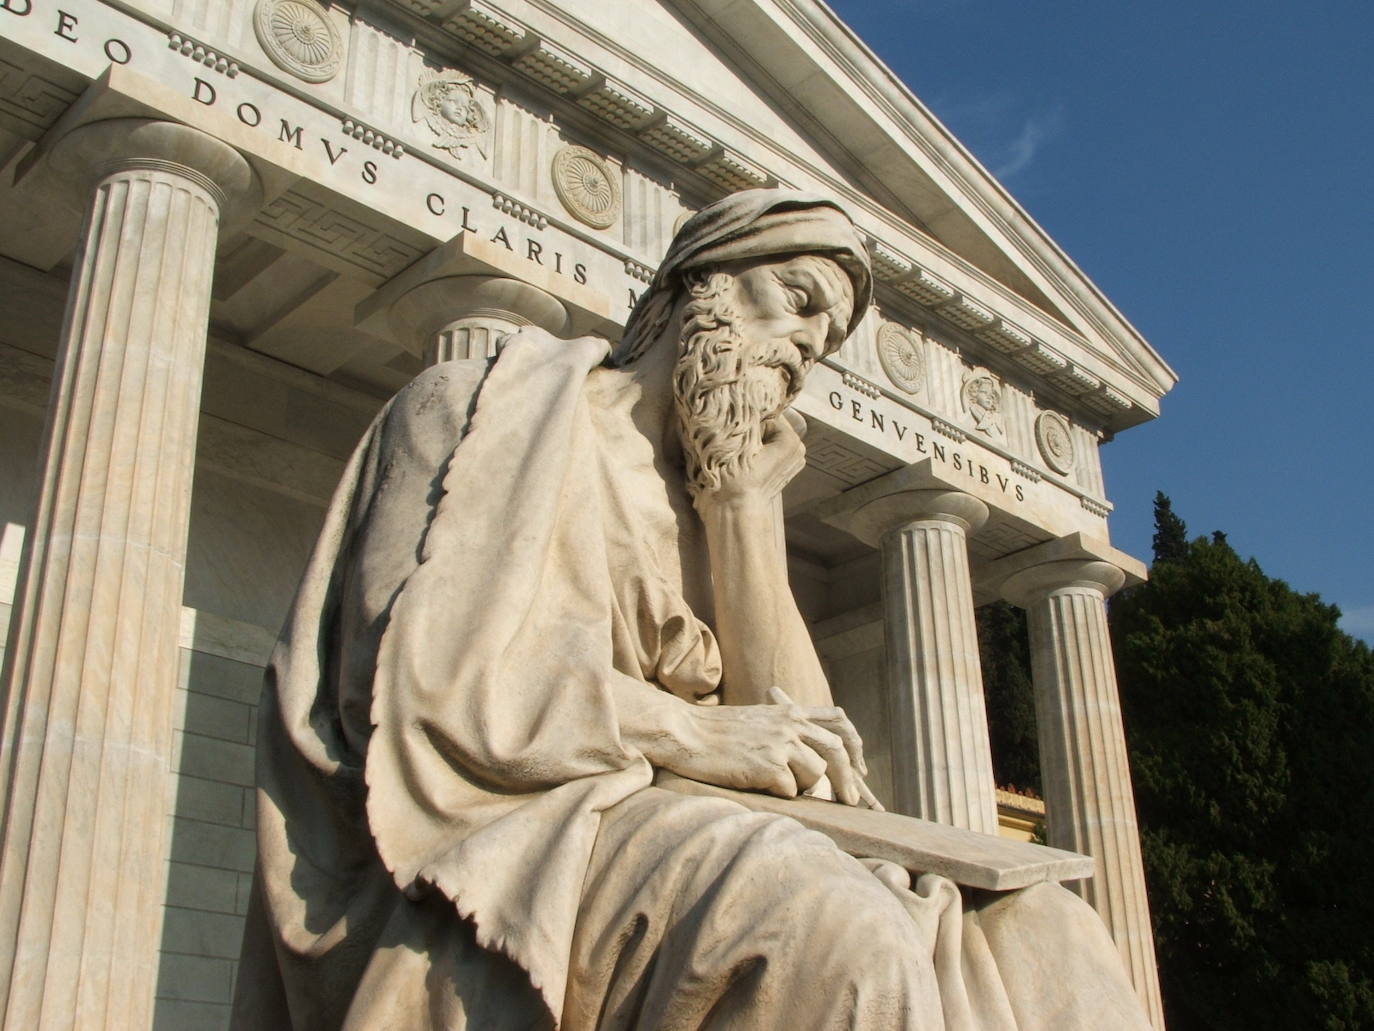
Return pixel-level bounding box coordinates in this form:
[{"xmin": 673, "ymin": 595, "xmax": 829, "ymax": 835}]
[
  {"xmin": 1111, "ymin": 495, "xmax": 1374, "ymax": 1030},
  {"xmin": 977, "ymin": 599, "xmax": 1041, "ymax": 793},
  {"xmin": 1150, "ymin": 490, "xmax": 1189, "ymax": 564}
]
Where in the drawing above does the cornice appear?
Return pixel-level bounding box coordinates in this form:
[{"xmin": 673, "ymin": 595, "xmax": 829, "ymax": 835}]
[
  {"xmin": 765, "ymin": 0, "xmax": 1177, "ymax": 397},
  {"xmin": 371, "ymin": 0, "xmax": 1170, "ymax": 429},
  {"xmin": 75, "ymin": 0, "xmax": 1171, "ymax": 431}
]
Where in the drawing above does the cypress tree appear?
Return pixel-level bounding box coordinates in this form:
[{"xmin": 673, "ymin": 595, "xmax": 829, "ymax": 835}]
[
  {"xmin": 977, "ymin": 600, "xmax": 1040, "ymax": 793},
  {"xmin": 1112, "ymin": 500, "xmax": 1374, "ymax": 1030},
  {"xmin": 1150, "ymin": 490, "xmax": 1189, "ymax": 564}
]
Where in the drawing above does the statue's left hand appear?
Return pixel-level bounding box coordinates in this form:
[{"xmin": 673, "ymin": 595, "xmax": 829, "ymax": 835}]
[{"xmin": 642, "ymin": 690, "xmax": 881, "ymax": 809}]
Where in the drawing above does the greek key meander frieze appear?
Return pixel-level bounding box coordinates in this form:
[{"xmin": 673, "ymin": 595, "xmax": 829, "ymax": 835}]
[
  {"xmin": 0, "ymin": 58, "xmax": 78, "ymax": 133},
  {"xmin": 804, "ymin": 436, "xmax": 893, "ymax": 487},
  {"xmin": 0, "ymin": 0, "xmax": 1142, "ymax": 461},
  {"xmin": 969, "ymin": 523, "xmax": 1048, "ymax": 561},
  {"xmin": 254, "ymin": 190, "xmax": 423, "ymax": 279}
]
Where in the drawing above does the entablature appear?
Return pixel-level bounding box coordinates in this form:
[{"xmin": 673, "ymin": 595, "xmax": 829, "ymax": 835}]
[{"xmin": 0, "ymin": 0, "xmax": 1169, "ymax": 434}]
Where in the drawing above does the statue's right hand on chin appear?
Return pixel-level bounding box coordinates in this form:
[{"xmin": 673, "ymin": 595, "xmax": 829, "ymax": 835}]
[
  {"xmin": 657, "ymin": 690, "xmax": 882, "ymax": 810},
  {"xmin": 694, "ymin": 413, "xmax": 806, "ymax": 509}
]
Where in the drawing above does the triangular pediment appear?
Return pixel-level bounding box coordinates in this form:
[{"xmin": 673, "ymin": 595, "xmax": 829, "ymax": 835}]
[{"xmin": 511, "ymin": 0, "xmax": 1175, "ymax": 419}]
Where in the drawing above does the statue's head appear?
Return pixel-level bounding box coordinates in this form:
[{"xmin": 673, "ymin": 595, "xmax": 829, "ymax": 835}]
[{"xmin": 611, "ymin": 190, "xmax": 871, "ymax": 494}]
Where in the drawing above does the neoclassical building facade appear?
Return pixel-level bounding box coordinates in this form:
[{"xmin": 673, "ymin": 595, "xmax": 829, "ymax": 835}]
[{"xmin": 0, "ymin": 1, "xmax": 1175, "ymax": 1028}]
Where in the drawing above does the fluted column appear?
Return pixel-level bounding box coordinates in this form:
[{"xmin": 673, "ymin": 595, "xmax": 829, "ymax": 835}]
[
  {"xmin": 387, "ymin": 274, "xmax": 570, "ymax": 365},
  {"xmin": 842, "ymin": 489, "xmax": 997, "ymax": 831},
  {"xmin": 0, "ymin": 119, "xmax": 257, "ymax": 1031},
  {"xmin": 1002, "ymin": 558, "xmax": 1165, "ymax": 1028}
]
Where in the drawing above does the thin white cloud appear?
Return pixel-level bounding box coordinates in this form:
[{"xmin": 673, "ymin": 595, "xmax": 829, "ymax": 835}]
[
  {"xmin": 1339, "ymin": 604, "xmax": 1374, "ymax": 643},
  {"xmin": 924, "ymin": 92, "xmax": 1064, "ymax": 182},
  {"xmin": 993, "ymin": 108, "xmax": 1063, "ymax": 180}
]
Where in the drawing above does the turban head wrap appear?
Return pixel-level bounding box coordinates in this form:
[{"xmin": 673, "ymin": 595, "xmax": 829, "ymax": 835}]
[{"xmin": 612, "ymin": 189, "xmax": 872, "ymax": 365}]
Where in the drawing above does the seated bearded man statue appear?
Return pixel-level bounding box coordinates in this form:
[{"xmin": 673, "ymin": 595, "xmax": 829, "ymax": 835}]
[{"xmin": 233, "ymin": 190, "xmax": 1153, "ymax": 1031}]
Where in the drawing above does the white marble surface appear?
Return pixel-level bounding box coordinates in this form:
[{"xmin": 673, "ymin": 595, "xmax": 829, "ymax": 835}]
[
  {"xmin": 0, "ymin": 118, "xmax": 256, "ymax": 1031},
  {"xmin": 995, "ymin": 542, "xmax": 1164, "ymax": 1029}
]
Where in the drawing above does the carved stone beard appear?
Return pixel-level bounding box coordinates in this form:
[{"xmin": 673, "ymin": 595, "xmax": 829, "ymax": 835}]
[{"xmin": 671, "ymin": 272, "xmax": 804, "ymax": 498}]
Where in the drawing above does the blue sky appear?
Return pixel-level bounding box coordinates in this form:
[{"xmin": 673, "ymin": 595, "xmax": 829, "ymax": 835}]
[{"xmin": 827, "ymin": 0, "xmax": 1374, "ymax": 642}]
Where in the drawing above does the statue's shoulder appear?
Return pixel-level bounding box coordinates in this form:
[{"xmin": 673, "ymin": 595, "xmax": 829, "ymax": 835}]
[
  {"xmin": 396, "ymin": 356, "xmax": 491, "ymax": 405},
  {"xmin": 381, "ymin": 358, "xmax": 492, "ymax": 457},
  {"xmin": 495, "ymin": 327, "xmax": 613, "ymax": 372}
]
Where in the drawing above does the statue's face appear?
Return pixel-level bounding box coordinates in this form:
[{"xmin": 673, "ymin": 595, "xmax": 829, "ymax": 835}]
[
  {"xmin": 972, "ymin": 378, "xmax": 998, "ymax": 411},
  {"xmin": 724, "ymin": 255, "xmax": 854, "ymax": 398},
  {"xmin": 437, "ymin": 91, "xmax": 470, "ymax": 125},
  {"xmin": 671, "ymin": 255, "xmax": 855, "ymax": 496}
]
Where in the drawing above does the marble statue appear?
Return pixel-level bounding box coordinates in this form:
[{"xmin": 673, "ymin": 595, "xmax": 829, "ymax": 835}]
[{"xmin": 232, "ymin": 191, "xmax": 1151, "ymax": 1030}]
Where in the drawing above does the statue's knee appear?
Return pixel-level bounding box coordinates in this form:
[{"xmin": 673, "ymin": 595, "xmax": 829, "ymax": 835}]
[{"xmin": 779, "ymin": 851, "xmax": 917, "ymax": 953}]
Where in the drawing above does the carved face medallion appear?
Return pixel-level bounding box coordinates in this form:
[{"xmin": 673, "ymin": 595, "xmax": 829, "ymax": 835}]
[
  {"xmin": 412, "ymin": 71, "xmax": 491, "ymax": 160},
  {"xmin": 960, "ymin": 367, "xmax": 1005, "ymax": 439}
]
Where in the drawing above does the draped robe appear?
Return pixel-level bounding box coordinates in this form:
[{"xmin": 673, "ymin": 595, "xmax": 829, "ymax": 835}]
[{"xmin": 232, "ymin": 330, "xmax": 1150, "ymax": 1031}]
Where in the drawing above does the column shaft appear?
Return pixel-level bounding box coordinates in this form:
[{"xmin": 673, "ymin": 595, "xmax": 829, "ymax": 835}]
[
  {"xmin": 882, "ymin": 519, "xmax": 998, "ymax": 832},
  {"xmin": 0, "ymin": 150, "xmax": 230, "ymax": 1030},
  {"xmin": 1027, "ymin": 584, "xmax": 1165, "ymax": 1027}
]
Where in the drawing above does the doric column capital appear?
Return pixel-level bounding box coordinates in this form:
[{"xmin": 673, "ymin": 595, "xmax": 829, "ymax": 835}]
[
  {"xmin": 982, "ymin": 531, "xmax": 1146, "ymax": 609},
  {"xmin": 355, "ymin": 226, "xmax": 618, "ymax": 364},
  {"xmin": 387, "ymin": 274, "xmax": 571, "ymax": 364},
  {"xmin": 817, "ymin": 458, "xmax": 997, "ymax": 549},
  {"xmin": 832, "ymin": 488, "xmax": 989, "ymax": 549},
  {"xmin": 1000, "ymin": 558, "xmax": 1126, "ymax": 607},
  {"xmin": 45, "ymin": 118, "xmax": 260, "ymax": 224}
]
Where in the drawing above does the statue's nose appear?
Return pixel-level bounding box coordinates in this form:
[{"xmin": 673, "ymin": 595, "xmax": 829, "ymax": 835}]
[{"xmin": 792, "ymin": 317, "xmax": 829, "ymax": 363}]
